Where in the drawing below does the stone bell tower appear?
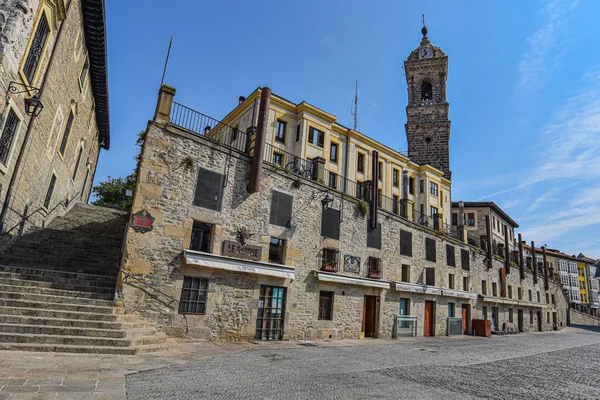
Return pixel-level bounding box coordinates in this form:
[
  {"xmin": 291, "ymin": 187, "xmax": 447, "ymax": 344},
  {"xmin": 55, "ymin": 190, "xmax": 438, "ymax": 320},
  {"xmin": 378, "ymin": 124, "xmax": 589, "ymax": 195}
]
[{"xmin": 404, "ymin": 24, "xmax": 451, "ymax": 180}]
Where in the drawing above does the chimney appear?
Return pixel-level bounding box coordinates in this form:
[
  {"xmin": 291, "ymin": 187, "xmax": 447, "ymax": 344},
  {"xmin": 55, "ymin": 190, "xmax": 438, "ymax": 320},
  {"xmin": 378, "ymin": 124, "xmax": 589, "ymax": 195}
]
[{"xmin": 239, "ymin": 96, "xmax": 246, "ymax": 105}]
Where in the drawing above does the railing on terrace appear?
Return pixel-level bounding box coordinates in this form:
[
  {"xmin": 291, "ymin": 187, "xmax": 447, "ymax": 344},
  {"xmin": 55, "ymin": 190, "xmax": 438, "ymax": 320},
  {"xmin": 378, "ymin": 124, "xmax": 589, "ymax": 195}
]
[
  {"xmin": 323, "ymin": 169, "xmax": 362, "ymax": 199},
  {"xmin": 264, "ymin": 143, "xmax": 315, "ymax": 179},
  {"xmin": 170, "ymin": 102, "xmax": 250, "ymax": 154},
  {"xmin": 443, "ymin": 221, "xmax": 460, "ymax": 241},
  {"xmin": 413, "ymin": 209, "xmax": 435, "ymax": 230}
]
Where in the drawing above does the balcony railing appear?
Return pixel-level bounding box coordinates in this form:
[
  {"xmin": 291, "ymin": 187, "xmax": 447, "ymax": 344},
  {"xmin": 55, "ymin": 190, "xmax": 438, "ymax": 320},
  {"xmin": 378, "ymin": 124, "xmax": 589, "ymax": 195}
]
[
  {"xmin": 320, "ymin": 248, "xmax": 340, "ymax": 272},
  {"xmin": 264, "ymin": 143, "xmax": 315, "ymax": 179},
  {"xmin": 367, "ymin": 258, "xmax": 382, "ymax": 279},
  {"xmin": 170, "ymin": 102, "xmax": 250, "ymax": 154}
]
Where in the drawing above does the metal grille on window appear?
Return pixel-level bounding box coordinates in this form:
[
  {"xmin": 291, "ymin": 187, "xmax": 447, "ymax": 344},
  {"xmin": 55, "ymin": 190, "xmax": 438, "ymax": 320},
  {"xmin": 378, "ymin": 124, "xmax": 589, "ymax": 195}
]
[
  {"xmin": 23, "ymin": 14, "xmax": 50, "ymax": 83},
  {"xmin": 255, "ymin": 286, "xmax": 286, "ymax": 340},
  {"xmin": 43, "ymin": 174, "xmax": 56, "ymax": 209},
  {"xmin": 318, "ymin": 291, "xmax": 333, "ymax": 320},
  {"xmin": 59, "ymin": 112, "xmax": 74, "ymax": 155},
  {"xmin": 72, "ymin": 145, "xmax": 84, "ymax": 182},
  {"xmin": 0, "ymin": 109, "xmax": 18, "ymax": 165},
  {"xmin": 178, "ymin": 276, "xmax": 208, "ymax": 314},
  {"xmin": 190, "ymin": 222, "xmax": 212, "ymax": 252}
]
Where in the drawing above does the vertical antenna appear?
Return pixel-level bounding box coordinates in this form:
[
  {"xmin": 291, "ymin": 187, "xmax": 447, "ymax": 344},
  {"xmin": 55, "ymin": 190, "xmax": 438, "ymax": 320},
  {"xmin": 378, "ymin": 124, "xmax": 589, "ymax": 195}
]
[
  {"xmin": 422, "ymin": 14, "xmax": 425, "ymax": 27},
  {"xmin": 352, "ymin": 76, "xmax": 358, "ymax": 131},
  {"xmin": 160, "ymin": 35, "xmax": 174, "ymax": 87}
]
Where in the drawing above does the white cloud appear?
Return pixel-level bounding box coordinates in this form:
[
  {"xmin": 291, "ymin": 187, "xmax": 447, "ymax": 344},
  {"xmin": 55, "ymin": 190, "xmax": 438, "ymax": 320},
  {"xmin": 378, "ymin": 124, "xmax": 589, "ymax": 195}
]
[{"xmin": 515, "ymin": 0, "xmax": 579, "ymax": 96}]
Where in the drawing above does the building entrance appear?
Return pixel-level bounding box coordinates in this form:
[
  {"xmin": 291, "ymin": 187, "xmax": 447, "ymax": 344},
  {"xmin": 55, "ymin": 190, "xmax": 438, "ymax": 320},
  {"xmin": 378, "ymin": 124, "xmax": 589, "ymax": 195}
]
[
  {"xmin": 255, "ymin": 285, "xmax": 286, "ymax": 340},
  {"xmin": 424, "ymin": 301, "xmax": 435, "ymax": 336},
  {"xmin": 362, "ymin": 295, "xmax": 378, "ymax": 337}
]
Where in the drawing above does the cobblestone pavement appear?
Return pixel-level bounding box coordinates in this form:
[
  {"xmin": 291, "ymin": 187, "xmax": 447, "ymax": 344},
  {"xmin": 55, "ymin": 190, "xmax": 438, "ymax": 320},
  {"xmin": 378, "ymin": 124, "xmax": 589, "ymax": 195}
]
[{"xmin": 126, "ymin": 326, "xmax": 600, "ymax": 400}]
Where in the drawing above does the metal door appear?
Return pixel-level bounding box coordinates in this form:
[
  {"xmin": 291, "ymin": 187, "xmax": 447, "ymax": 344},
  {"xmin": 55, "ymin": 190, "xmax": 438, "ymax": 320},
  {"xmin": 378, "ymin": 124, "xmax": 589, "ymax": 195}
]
[{"xmin": 255, "ymin": 285, "xmax": 286, "ymax": 340}]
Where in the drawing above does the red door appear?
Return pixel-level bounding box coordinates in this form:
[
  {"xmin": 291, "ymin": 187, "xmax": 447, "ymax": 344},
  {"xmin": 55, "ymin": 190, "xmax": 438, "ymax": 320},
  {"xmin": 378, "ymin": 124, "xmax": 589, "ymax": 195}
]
[
  {"xmin": 461, "ymin": 305, "xmax": 469, "ymax": 334},
  {"xmin": 424, "ymin": 301, "xmax": 434, "ymax": 336}
]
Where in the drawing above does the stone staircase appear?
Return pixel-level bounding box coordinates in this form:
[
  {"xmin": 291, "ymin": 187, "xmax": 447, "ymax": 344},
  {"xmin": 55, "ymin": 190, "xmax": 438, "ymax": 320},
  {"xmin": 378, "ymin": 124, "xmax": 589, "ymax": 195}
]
[{"xmin": 0, "ymin": 203, "xmax": 175, "ymax": 354}]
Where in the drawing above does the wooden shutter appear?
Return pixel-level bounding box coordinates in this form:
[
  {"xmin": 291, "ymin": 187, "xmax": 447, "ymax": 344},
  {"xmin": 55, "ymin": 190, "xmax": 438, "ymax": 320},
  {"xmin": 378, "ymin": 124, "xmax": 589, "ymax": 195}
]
[
  {"xmin": 461, "ymin": 249, "xmax": 470, "ymax": 271},
  {"xmin": 425, "ymin": 238, "xmax": 436, "ymax": 262},
  {"xmin": 400, "ymin": 230, "xmax": 412, "ymax": 257}
]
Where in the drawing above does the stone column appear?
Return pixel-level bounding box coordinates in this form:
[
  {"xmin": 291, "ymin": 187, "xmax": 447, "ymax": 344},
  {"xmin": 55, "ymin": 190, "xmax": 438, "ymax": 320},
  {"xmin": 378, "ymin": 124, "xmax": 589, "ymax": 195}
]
[
  {"xmin": 400, "ymin": 199, "xmax": 414, "ymax": 221},
  {"xmin": 458, "ymin": 225, "xmax": 468, "ymax": 244},
  {"xmin": 362, "ymin": 180, "xmax": 373, "ymax": 202},
  {"xmin": 312, "ymin": 157, "xmax": 326, "ymax": 184},
  {"xmin": 434, "ymin": 213, "xmax": 443, "ymax": 232},
  {"xmin": 154, "ymin": 84, "xmax": 176, "ymax": 123}
]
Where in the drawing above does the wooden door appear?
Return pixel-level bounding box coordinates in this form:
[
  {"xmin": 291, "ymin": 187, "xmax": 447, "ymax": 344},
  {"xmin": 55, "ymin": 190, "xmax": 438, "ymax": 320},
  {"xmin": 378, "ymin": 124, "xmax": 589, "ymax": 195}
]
[
  {"xmin": 424, "ymin": 301, "xmax": 435, "ymax": 336},
  {"xmin": 552, "ymin": 312, "xmax": 557, "ymax": 330},
  {"xmin": 537, "ymin": 311, "xmax": 543, "ymax": 331},
  {"xmin": 461, "ymin": 305, "xmax": 469, "ymax": 334},
  {"xmin": 517, "ymin": 309, "xmax": 524, "ymax": 332},
  {"xmin": 363, "ymin": 296, "xmax": 377, "ymax": 337}
]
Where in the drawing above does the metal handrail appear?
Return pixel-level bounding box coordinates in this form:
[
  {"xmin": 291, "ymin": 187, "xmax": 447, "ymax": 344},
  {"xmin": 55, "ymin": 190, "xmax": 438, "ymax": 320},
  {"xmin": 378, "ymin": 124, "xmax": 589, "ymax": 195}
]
[{"xmin": 118, "ymin": 266, "xmax": 180, "ymax": 306}]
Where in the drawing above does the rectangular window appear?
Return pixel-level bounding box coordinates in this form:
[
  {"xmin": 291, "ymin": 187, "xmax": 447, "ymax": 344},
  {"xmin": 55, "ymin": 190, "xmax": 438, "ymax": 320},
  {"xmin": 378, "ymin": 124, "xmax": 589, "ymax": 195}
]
[
  {"xmin": 530, "ymin": 310, "xmax": 534, "ymax": 323},
  {"xmin": 270, "ymin": 190, "xmax": 293, "ymax": 228},
  {"xmin": 378, "ymin": 161, "xmax": 383, "ymax": 181},
  {"xmin": 330, "ymin": 142, "xmax": 338, "ymax": 163},
  {"xmin": 409, "ymin": 177, "xmax": 415, "ymax": 195},
  {"xmin": 518, "ymin": 288, "xmax": 523, "ymax": 300},
  {"xmin": 72, "ymin": 144, "xmax": 84, "ymax": 182},
  {"xmin": 467, "ymin": 213, "xmax": 475, "ymax": 226},
  {"xmin": 179, "ymin": 276, "xmax": 208, "ymax": 314},
  {"xmin": 296, "ymin": 124, "xmax": 301, "ymax": 142},
  {"xmin": 275, "ymin": 120, "xmax": 286, "ymax": 142},
  {"xmin": 23, "ymin": 13, "xmax": 50, "ymax": 84},
  {"xmin": 537, "ymin": 291, "xmax": 541, "ymax": 303},
  {"xmin": 482, "ymin": 280, "xmax": 487, "ymax": 295},
  {"xmin": 448, "ymin": 303, "xmax": 455, "ymax": 318},
  {"xmin": 273, "ymin": 151, "xmax": 283, "ymax": 166},
  {"xmin": 321, "ymin": 248, "xmax": 339, "ymax": 272},
  {"xmin": 308, "ymin": 126, "xmax": 324, "ymax": 147},
  {"xmin": 356, "ymin": 181, "xmax": 362, "ymax": 198},
  {"xmin": 430, "ymin": 182, "xmax": 438, "ymax": 196},
  {"xmin": 492, "ymin": 282, "xmax": 497, "ymax": 297},
  {"xmin": 399, "ymin": 298, "xmax": 410, "ymax": 316},
  {"xmin": 357, "ymin": 153, "xmax": 365, "ymax": 173},
  {"xmin": 79, "ymin": 55, "xmax": 90, "ymax": 87},
  {"xmin": 401, "ymin": 264, "xmax": 410, "ymax": 282},
  {"xmin": 425, "ymin": 237, "xmax": 436, "ymax": 262},
  {"xmin": 463, "ymin": 277, "xmax": 469, "ymax": 291},
  {"xmin": 425, "ymin": 268, "xmax": 435, "ymax": 286},
  {"xmin": 392, "ymin": 195, "xmax": 399, "ymax": 215},
  {"xmin": 0, "ymin": 109, "xmax": 19, "ymax": 165},
  {"xmin": 451, "ymin": 213, "xmax": 458, "ymax": 226},
  {"xmin": 194, "ymin": 167, "xmax": 225, "ymax": 212},
  {"xmin": 367, "ymin": 257, "xmax": 382, "ymax": 279},
  {"xmin": 43, "ymin": 174, "xmax": 56, "ymax": 209},
  {"xmin": 328, "ymin": 172, "xmax": 337, "ymax": 189},
  {"xmin": 482, "ymin": 306, "xmax": 488, "ymax": 320},
  {"xmin": 420, "ymin": 179, "xmax": 424, "ymax": 193},
  {"xmin": 509, "ymin": 309, "xmax": 514, "ymax": 323},
  {"xmin": 546, "ymin": 293, "xmax": 549, "ymax": 304},
  {"xmin": 547, "ymin": 312, "xmax": 550, "ymax": 324},
  {"xmin": 318, "ymin": 291, "xmax": 334, "ymax": 320},
  {"xmin": 190, "ymin": 222, "xmax": 212, "ymax": 252},
  {"xmin": 430, "ymin": 206, "xmax": 438, "ymax": 218},
  {"xmin": 393, "ymin": 169, "xmax": 399, "ymax": 187},
  {"xmin": 448, "ymin": 273, "xmax": 455, "ymax": 289},
  {"xmin": 508, "ymin": 285, "xmax": 512, "ymax": 299},
  {"xmin": 446, "ymin": 244, "xmax": 455, "ymax": 267},
  {"xmin": 59, "ymin": 111, "xmax": 74, "ymax": 156},
  {"xmin": 461, "ymin": 249, "xmax": 470, "ymax": 271},
  {"xmin": 268, "ymin": 237, "xmax": 285, "ymax": 264},
  {"xmin": 529, "ymin": 289, "xmax": 532, "ymax": 302},
  {"xmin": 400, "ymin": 230, "xmax": 413, "ymax": 257},
  {"xmin": 552, "ymin": 294, "xmax": 556, "ymax": 305}
]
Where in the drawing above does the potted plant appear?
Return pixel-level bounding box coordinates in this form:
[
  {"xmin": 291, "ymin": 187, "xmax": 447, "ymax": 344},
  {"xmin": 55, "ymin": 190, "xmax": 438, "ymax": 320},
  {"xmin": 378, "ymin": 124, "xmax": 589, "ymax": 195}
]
[{"xmin": 322, "ymin": 259, "xmax": 337, "ymax": 272}]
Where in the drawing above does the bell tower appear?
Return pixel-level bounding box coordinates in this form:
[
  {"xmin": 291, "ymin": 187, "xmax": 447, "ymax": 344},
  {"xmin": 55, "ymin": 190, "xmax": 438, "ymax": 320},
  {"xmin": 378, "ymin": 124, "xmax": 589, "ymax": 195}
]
[{"xmin": 404, "ymin": 23, "xmax": 451, "ymax": 180}]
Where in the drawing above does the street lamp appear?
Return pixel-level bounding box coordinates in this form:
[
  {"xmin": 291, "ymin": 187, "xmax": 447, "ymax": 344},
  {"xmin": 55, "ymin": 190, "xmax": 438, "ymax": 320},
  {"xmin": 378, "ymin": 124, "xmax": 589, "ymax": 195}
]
[
  {"xmin": 6, "ymin": 81, "xmax": 44, "ymax": 117},
  {"xmin": 321, "ymin": 193, "xmax": 333, "ymax": 210}
]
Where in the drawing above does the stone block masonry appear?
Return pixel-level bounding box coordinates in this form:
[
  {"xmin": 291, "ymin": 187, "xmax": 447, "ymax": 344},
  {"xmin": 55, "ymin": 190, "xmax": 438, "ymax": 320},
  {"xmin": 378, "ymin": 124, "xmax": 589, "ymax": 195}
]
[{"xmin": 119, "ymin": 108, "xmax": 569, "ymax": 341}]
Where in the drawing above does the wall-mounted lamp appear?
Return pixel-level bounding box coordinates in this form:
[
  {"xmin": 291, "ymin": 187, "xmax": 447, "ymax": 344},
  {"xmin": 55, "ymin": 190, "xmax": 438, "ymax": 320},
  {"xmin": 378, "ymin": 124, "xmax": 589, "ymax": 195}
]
[
  {"xmin": 321, "ymin": 193, "xmax": 334, "ymax": 210},
  {"xmin": 6, "ymin": 81, "xmax": 44, "ymax": 117}
]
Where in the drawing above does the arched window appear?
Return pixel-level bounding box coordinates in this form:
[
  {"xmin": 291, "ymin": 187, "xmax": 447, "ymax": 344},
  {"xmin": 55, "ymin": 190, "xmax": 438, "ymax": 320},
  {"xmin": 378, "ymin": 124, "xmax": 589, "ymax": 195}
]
[{"xmin": 421, "ymin": 82, "xmax": 432, "ymax": 101}]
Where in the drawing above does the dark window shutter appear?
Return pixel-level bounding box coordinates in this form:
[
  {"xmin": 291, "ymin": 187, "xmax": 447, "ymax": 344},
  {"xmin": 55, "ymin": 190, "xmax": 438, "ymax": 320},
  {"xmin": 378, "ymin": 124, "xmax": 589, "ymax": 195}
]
[
  {"xmin": 425, "ymin": 238, "xmax": 436, "ymax": 262},
  {"xmin": 193, "ymin": 167, "xmax": 225, "ymax": 211},
  {"xmin": 400, "ymin": 230, "xmax": 412, "ymax": 257},
  {"xmin": 367, "ymin": 220, "xmax": 382, "ymax": 249},
  {"xmin": 425, "ymin": 268, "xmax": 435, "ymax": 286},
  {"xmin": 461, "ymin": 249, "xmax": 470, "ymax": 271},
  {"xmin": 446, "ymin": 245, "xmax": 455, "ymax": 267},
  {"xmin": 321, "ymin": 208, "xmax": 340, "ymax": 240},
  {"xmin": 270, "ymin": 191, "xmax": 293, "ymax": 228}
]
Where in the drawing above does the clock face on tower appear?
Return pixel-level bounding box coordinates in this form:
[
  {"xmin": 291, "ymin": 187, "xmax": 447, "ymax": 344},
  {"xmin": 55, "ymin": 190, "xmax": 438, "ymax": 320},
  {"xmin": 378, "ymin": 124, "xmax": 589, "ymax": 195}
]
[{"xmin": 419, "ymin": 47, "xmax": 433, "ymax": 59}]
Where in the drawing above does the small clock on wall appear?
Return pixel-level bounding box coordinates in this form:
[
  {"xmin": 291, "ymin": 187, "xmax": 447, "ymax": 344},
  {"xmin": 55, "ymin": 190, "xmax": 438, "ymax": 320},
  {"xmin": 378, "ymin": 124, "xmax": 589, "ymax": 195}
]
[
  {"xmin": 344, "ymin": 255, "xmax": 361, "ymax": 273},
  {"xmin": 419, "ymin": 47, "xmax": 433, "ymax": 59}
]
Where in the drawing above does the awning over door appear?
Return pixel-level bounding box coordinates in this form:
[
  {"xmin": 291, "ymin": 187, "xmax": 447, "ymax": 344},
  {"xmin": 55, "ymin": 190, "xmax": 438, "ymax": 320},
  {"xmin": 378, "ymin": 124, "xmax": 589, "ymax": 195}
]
[
  {"xmin": 314, "ymin": 271, "xmax": 391, "ymax": 289},
  {"xmin": 184, "ymin": 250, "xmax": 295, "ymax": 279},
  {"xmin": 394, "ymin": 282, "xmax": 477, "ymax": 300},
  {"xmin": 479, "ymin": 295, "xmax": 547, "ymax": 309}
]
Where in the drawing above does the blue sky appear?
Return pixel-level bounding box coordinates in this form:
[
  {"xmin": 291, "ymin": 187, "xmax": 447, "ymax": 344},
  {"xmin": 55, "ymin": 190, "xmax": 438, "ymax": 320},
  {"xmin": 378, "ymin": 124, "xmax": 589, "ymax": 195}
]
[{"xmin": 101, "ymin": 0, "xmax": 599, "ymax": 258}]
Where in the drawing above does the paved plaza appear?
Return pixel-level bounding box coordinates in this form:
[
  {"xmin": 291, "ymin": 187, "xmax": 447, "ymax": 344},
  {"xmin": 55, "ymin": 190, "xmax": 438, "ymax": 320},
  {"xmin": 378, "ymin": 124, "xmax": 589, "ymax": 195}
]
[{"xmin": 0, "ymin": 326, "xmax": 598, "ymax": 399}]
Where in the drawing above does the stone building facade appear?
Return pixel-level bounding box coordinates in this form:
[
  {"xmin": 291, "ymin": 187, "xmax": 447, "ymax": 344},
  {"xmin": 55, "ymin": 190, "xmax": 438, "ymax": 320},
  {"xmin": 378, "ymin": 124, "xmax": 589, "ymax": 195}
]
[
  {"xmin": 0, "ymin": 0, "xmax": 109, "ymax": 234},
  {"xmin": 119, "ymin": 83, "xmax": 568, "ymax": 341}
]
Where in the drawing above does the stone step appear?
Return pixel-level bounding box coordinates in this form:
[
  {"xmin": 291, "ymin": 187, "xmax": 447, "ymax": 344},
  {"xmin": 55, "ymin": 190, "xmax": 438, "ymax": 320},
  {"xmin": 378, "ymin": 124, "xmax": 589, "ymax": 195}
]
[
  {"xmin": 0, "ymin": 261, "xmax": 119, "ymax": 277},
  {"xmin": 0, "ymin": 298, "xmax": 114, "ymax": 314},
  {"xmin": 130, "ymin": 334, "xmax": 168, "ymax": 347},
  {"xmin": 0, "ymin": 265, "xmax": 117, "ymax": 284},
  {"xmin": 0, "ymin": 290, "xmax": 114, "ymax": 307},
  {"xmin": 125, "ymin": 327, "xmax": 159, "ymax": 338},
  {"xmin": 0, "ymin": 270, "xmax": 116, "ymax": 288},
  {"xmin": 0, "ymin": 323, "xmax": 126, "ymax": 338},
  {"xmin": 0, "ymin": 314, "xmax": 123, "ymax": 330},
  {"xmin": 0, "ymin": 306, "xmax": 117, "ymax": 321},
  {"xmin": 0, "ymin": 339, "xmax": 176, "ymax": 355},
  {"xmin": 0, "ymin": 332, "xmax": 131, "ymax": 347},
  {"xmin": 0, "ymin": 276, "xmax": 114, "ymax": 295},
  {"xmin": 0, "ymin": 283, "xmax": 114, "ymax": 300}
]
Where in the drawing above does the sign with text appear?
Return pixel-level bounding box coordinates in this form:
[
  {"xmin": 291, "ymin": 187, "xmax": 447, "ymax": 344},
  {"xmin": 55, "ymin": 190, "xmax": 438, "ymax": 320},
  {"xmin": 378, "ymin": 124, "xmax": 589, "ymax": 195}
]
[
  {"xmin": 222, "ymin": 240, "xmax": 262, "ymax": 261},
  {"xmin": 130, "ymin": 210, "xmax": 154, "ymax": 234}
]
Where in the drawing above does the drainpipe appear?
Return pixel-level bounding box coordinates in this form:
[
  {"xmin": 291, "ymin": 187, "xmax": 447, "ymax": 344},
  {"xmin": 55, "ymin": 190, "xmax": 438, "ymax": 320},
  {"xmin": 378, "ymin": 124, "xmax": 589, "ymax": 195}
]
[
  {"xmin": 543, "ymin": 245, "xmax": 549, "ymax": 291},
  {"xmin": 531, "ymin": 241, "xmax": 538, "ymax": 284},
  {"xmin": 485, "ymin": 215, "xmax": 492, "ymax": 269},
  {"xmin": 370, "ymin": 150, "xmax": 379, "ymax": 229},
  {"xmin": 0, "ymin": 0, "xmax": 73, "ymax": 232},
  {"xmin": 504, "ymin": 225, "xmax": 510, "ymax": 275},
  {"xmin": 518, "ymin": 234, "xmax": 525, "ymax": 280},
  {"xmin": 247, "ymin": 87, "xmax": 271, "ymax": 194}
]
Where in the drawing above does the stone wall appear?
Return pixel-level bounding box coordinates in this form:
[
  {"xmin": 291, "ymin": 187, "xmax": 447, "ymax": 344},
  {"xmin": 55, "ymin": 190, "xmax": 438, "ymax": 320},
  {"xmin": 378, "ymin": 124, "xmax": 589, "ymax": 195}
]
[
  {"xmin": 0, "ymin": 0, "xmax": 100, "ymax": 232},
  {"xmin": 569, "ymin": 309, "xmax": 600, "ymax": 327},
  {"xmin": 120, "ymin": 114, "xmax": 569, "ymax": 341}
]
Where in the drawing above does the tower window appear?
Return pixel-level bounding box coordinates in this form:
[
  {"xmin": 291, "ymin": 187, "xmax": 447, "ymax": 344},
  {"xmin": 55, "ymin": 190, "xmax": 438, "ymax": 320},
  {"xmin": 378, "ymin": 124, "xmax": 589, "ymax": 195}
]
[{"xmin": 421, "ymin": 82, "xmax": 433, "ymax": 101}]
